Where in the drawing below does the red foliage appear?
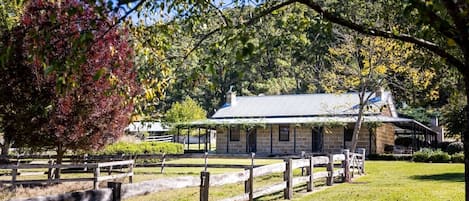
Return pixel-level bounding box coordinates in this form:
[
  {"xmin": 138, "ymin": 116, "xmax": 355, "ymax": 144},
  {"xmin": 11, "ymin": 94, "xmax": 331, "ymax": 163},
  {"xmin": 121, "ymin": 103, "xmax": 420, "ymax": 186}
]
[{"xmin": 1, "ymin": 0, "xmax": 138, "ymax": 155}]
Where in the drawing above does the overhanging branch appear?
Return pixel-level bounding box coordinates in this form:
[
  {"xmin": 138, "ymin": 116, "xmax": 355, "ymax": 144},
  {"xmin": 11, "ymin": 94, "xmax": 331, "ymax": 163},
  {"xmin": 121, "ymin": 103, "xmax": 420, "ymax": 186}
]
[{"xmin": 296, "ymin": 0, "xmax": 465, "ymax": 71}]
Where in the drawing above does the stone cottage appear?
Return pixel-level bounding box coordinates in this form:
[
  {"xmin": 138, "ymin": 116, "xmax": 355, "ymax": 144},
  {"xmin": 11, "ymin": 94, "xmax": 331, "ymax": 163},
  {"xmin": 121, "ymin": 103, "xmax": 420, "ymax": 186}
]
[{"xmin": 188, "ymin": 90, "xmax": 438, "ymax": 155}]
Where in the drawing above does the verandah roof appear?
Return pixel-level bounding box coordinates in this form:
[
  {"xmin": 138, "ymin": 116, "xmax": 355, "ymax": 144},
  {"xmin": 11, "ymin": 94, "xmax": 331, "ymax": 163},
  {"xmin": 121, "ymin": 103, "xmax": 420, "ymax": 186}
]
[{"xmin": 180, "ymin": 115, "xmax": 437, "ymax": 135}]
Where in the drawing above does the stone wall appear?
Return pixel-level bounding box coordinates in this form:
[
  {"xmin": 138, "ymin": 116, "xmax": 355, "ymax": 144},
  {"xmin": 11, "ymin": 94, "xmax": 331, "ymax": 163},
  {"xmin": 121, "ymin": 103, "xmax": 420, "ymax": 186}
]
[
  {"xmin": 215, "ymin": 123, "xmax": 394, "ymax": 154},
  {"xmin": 375, "ymin": 123, "xmax": 395, "ymax": 153}
]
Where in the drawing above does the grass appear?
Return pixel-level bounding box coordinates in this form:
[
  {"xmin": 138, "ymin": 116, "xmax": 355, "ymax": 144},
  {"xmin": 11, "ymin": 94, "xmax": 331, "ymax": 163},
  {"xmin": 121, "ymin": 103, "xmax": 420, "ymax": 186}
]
[
  {"xmin": 1, "ymin": 160, "xmax": 464, "ymax": 201},
  {"xmin": 297, "ymin": 161, "xmax": 464, "ymax": 201}
]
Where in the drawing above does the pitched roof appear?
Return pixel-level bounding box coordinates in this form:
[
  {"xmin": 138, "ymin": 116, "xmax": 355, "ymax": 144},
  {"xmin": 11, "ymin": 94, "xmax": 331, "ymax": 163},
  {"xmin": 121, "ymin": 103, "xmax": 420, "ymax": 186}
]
[
  {"xmin": 212, "ymin": 92, "xmax": 397, "ymax": 119},
  {"xmin": 125, "ymin": 122, "xmax": 169, "ymax": 132}
]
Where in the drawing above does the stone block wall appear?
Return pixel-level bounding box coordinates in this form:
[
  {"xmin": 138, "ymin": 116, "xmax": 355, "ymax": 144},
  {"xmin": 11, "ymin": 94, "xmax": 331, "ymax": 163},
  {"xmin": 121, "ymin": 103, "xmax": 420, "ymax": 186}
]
[
  {"xmin": 215, "ymin": 123, "xmax": 393, "ymax": 154},
  {"xmin": 215, "ymin": 127, "xmax": 246, "ymax": 153},
  {"xmin": 375, "ymin": 123, "xmax": 395, "ymax": 153}
]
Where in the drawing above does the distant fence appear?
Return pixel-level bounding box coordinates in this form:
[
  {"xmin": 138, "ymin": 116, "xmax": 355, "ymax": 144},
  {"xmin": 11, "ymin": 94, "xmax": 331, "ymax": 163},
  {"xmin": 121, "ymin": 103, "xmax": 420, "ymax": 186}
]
[
  {"xmin": 8, "ymin": 149, "xmax": 365, "ymax": 201},
  {"xmin": 0, "ymin": 160, "xmax": 134, "ymax": 190},
  {"xmin": 145, "ymin": 135, "xmax": 173, "ymax": 142}
]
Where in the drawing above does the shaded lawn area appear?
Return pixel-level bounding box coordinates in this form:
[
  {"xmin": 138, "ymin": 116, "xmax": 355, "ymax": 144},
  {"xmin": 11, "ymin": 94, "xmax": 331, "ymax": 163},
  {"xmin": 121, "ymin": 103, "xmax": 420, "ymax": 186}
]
[{"xmin": 297, "ymin": 161, "xmax": 464, "ymax": 201}]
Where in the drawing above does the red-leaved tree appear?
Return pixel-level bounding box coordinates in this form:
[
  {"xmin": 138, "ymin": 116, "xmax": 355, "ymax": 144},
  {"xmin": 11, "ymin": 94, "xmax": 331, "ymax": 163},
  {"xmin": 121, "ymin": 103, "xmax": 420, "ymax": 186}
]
[{"xmin": 0, "ymin": 0, "xmax": 138, "ymax": 163}]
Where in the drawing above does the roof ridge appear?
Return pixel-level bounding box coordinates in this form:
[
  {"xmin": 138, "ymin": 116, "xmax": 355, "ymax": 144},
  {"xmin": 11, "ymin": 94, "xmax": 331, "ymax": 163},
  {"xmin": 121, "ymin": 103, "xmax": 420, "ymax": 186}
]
[{"xmin": 236, "ymin": 91, "xmax": 388, "ymax": 99}]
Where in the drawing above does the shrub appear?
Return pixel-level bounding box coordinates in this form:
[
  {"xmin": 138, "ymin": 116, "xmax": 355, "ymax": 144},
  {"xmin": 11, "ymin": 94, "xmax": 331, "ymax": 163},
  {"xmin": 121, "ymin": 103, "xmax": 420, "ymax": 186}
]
[
  {"xmin": 412, "ymin": 148, "xmax": 433, "ymax": 162},
  {"xmin": 446, "ymin": 142, "xmax": 463, "ymax": 155},
  {"xmin": 452, "ymin": 152, "xmax": 464, "ymax": 163},
  {"xmin": 97, "ymin": 142, "xmax": 183, "ymax": 155},
  {"xmin": 428, "ymin": 150, "xmax": 451, "ymax": 163}
]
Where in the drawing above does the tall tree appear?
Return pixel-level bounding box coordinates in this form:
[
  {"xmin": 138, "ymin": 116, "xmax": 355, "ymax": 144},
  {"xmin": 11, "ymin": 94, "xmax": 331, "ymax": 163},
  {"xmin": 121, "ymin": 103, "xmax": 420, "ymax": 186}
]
[
  {"xmin": 114, "ymin": 0, "xmax": 469, "ymax": 197},
  {"xmin": 324, "ymin": 35, "xmax": 438, "ymax": 152},
  {"xmin": 0, "ymin": 0, "xmax": 138, "ymax": 163}
]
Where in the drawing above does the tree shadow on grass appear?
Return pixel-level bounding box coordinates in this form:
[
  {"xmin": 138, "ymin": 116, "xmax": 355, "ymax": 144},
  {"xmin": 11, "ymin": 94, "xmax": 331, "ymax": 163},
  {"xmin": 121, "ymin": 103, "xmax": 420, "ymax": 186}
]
[{"xmin": 410, "ymin": 173, "xmax": 464, "ymax": 182}]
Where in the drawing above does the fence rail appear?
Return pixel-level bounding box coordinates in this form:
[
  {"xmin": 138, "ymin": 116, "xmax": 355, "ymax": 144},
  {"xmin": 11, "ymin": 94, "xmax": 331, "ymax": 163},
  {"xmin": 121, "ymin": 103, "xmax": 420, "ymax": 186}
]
[
  {"xmin": 145, "ymin": 135, "xmax": 174, "ymax": 142},
  {"xmin": 0, "ymin": 160, "xmax": 134, "ymax": 189},
  {"xmin": 9, "ymin": 149, "xmax": 365, "ymax": 201}
]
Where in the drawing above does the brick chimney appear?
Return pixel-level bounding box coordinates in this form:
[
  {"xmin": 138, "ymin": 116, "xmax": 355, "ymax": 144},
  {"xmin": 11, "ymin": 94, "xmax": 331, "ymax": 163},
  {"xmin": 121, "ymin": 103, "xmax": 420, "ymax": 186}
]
[
  {"xmin": 226, "ymin": 86, "xmax": 237, "ymax": 106},
  {"xmin": 375, "ymin": 87, "xmax": 384, "ymax": 100}
]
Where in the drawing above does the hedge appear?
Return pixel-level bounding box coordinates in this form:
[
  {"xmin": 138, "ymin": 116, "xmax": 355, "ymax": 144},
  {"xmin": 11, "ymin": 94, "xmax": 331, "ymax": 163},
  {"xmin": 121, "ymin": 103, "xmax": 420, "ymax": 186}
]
[
  {"xmin": 97, "ymin": 142, "xmax": 184, "ymax": 155},
  {"xmin": 412, "ymin": 149, "xmax": 462, "ymax": 163}
]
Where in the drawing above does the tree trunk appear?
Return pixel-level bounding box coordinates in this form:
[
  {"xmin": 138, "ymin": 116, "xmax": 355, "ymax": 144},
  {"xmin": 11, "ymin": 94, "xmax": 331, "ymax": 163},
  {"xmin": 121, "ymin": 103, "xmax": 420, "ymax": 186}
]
[
  {"xmin": 0, "ymin": 138, "xmax": 10, "ymax": 163},
  {"xmin": 55, "ymin": 144, "xmax": 65, "ymax": 180},
  {"xmin": 1, "ymin": 137, "xmax": 9, "ymax": 156},
  {"xmin": 464, "ymin": 59, "xmax": 469, "ymax": 201},
  {"xmin": 350, "ymin": 104, "xmax": 365, "ymax": 153}
]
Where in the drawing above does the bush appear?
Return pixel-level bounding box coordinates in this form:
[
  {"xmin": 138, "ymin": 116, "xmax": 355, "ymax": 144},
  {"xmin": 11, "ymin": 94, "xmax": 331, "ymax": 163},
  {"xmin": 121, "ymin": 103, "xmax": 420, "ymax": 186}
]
[
  {"xmin": 446, "ymin": 142, "xmax": 463, "ymax": 155},
  {"xmin": 428, "ymin": 150, "xmax": 451, "ymax": 163},
  {"xmin": 452, "ymin": 152, "xmax": 464, "ymax": 163},
  {"xmin": 412, "ymin": 148, "xmax": 433, "ymax": 162},
  {"xmin": 97, "ymin": 142, "xmax": 183, "ymax": 155}
]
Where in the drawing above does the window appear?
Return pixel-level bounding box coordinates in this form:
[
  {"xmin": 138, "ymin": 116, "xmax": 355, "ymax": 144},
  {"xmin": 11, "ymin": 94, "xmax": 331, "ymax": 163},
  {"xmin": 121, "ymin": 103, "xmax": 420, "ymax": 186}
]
[
  {"xmin": 279, "ymin": 125, "xmax": 290, "ymax": 141},
  {"xmin": 344, "ymin": 127, "xmax": 354, "ymax": 142},
  {"xmin": 230, "ymin": 127, "xmax": 240, "ymax": 141}
]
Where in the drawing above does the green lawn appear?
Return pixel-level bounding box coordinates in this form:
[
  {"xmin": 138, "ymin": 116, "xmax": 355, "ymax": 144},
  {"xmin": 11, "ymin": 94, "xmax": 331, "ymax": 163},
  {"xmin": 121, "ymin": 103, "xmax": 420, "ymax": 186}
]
[
  {"xmin": 297, "ymin": 161, "xmax": 464, "ymax": 201},
  {"xmin": 129, "ymin": 161, "xmax": 464, "ymax": 201},
  {"xmin": 2, "ymin": 160, "xmax": 463, "ymax": 201}
]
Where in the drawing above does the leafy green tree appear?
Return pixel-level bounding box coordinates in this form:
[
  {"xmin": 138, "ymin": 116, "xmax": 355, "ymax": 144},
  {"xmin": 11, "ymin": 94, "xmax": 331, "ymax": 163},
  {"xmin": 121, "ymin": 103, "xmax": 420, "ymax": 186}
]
[{"xmin": 164, "ymin": 97, "xmax": 207, "ymax": 124}]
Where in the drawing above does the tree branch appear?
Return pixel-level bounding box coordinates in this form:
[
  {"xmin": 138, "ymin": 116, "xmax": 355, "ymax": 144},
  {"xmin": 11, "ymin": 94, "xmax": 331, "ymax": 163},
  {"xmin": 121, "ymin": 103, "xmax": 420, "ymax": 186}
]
[
  {"xmin": 180, "ymin": 0, "xmax": 298, "ymax": 60},
  {"xmin": 296, "ymin": 0, "xmax": 465, "ymax": 71},
  {"xmin": 441, "ymin": 0, "xmax": 468, "ymax": 47},
  {"xmin": 409, "ymin": 0, "xmax": 460, "ymax": 44}
]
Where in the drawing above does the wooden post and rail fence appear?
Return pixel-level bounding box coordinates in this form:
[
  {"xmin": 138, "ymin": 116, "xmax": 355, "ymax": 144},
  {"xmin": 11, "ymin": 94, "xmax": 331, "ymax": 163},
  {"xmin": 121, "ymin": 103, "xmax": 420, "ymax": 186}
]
[
  {"xmin": 0, "ymin": 160, "xmax": 134, "ymax": 190},
  {"xmin": 9, "ymin": 149, "xmax": 365, "ymax": 201}
]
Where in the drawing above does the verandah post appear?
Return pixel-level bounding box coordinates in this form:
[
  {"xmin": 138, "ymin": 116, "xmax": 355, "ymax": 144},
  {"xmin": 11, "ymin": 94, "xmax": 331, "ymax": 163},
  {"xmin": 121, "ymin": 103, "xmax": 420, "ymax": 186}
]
[{"xmin": 249, "ymin": 153, "xmax": 255, "ymax": 201}]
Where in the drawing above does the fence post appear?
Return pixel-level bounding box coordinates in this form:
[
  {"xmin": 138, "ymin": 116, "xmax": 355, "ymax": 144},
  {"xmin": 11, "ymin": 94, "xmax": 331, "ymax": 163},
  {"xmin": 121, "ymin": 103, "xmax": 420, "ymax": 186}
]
[
  {"xmin": 160, "ymin": 153, "xmax": 166, "ymax": 173},
  {"xmin": 129, "ymin": 161, "xmax": 134, "ymax": 183},
  {"xmin": 343, "ymin": 149, "xmax": 351, "ymax": 182},
  {"xmin": 284, "ymin": 158, "xmax": 293, "ymax": 200},
  {"xmin": 244, "ymin": 168, "xmax": 250, "ymax": 194},
  {"xmin": 108, "ymin": 182, "xmax": 122, "ymax": 201},
  {"xmin": 326, "ymin": 154, "xmax": 334, "ymax": 186},
  {"xmin": 47, "ymin": 160, "xmax": 53, "ymax": 185},
  {"xmin": 307, "ymin": 156, "xmax": 314, "ymax": 192},
  {"xmin": 357, "ymin": 148, "xmax": 366, "ymax": 174},
  {"xmin": 84, "ymin": 154, "xmax": 88, "ymax": 171},
  {"xmin": 301, "ymin": 151, "xmax": 305, "ymax": 176},
  {"xmin": 12, "ymin": 166, "xmax": 17, "ymax": 188},
  {"xmin": 94, "ymin": 167, "xmax": 100, "ymax": 190},
  {"xmin": 200, "ymin": 171, "xmax": 210, "ymax": 201}
]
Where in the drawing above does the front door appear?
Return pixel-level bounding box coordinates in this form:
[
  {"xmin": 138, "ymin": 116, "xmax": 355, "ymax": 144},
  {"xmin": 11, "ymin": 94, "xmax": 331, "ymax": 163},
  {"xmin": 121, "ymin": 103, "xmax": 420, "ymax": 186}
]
[{"xmin": 247, "ymin": 128, "xmax": 257, "ymax": 153}]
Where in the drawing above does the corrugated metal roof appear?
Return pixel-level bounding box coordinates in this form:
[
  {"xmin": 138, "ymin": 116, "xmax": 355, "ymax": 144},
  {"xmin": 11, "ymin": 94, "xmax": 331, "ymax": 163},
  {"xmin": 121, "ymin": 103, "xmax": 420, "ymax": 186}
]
[
  {"xmin": 190, "ymin": 115, "xmax": 409, "ymax": 125},
  {"xmin": 212, "ymin": 92, "xmax": 392, "ymax": 118},
  {"xmin": 126, "ymin": 122, "xmax": 170, "ymax": 132}
]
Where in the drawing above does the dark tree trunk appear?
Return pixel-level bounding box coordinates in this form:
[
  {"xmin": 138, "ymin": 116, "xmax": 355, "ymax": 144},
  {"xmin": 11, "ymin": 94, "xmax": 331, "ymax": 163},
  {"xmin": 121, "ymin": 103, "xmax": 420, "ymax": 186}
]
[
  {"xmin": 464, "ymin": 55, "xmax": 469, "ymax": 201},
  {"xmin": 1, "ymin": 139, "xmax": 9, "ymax": 156}
]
